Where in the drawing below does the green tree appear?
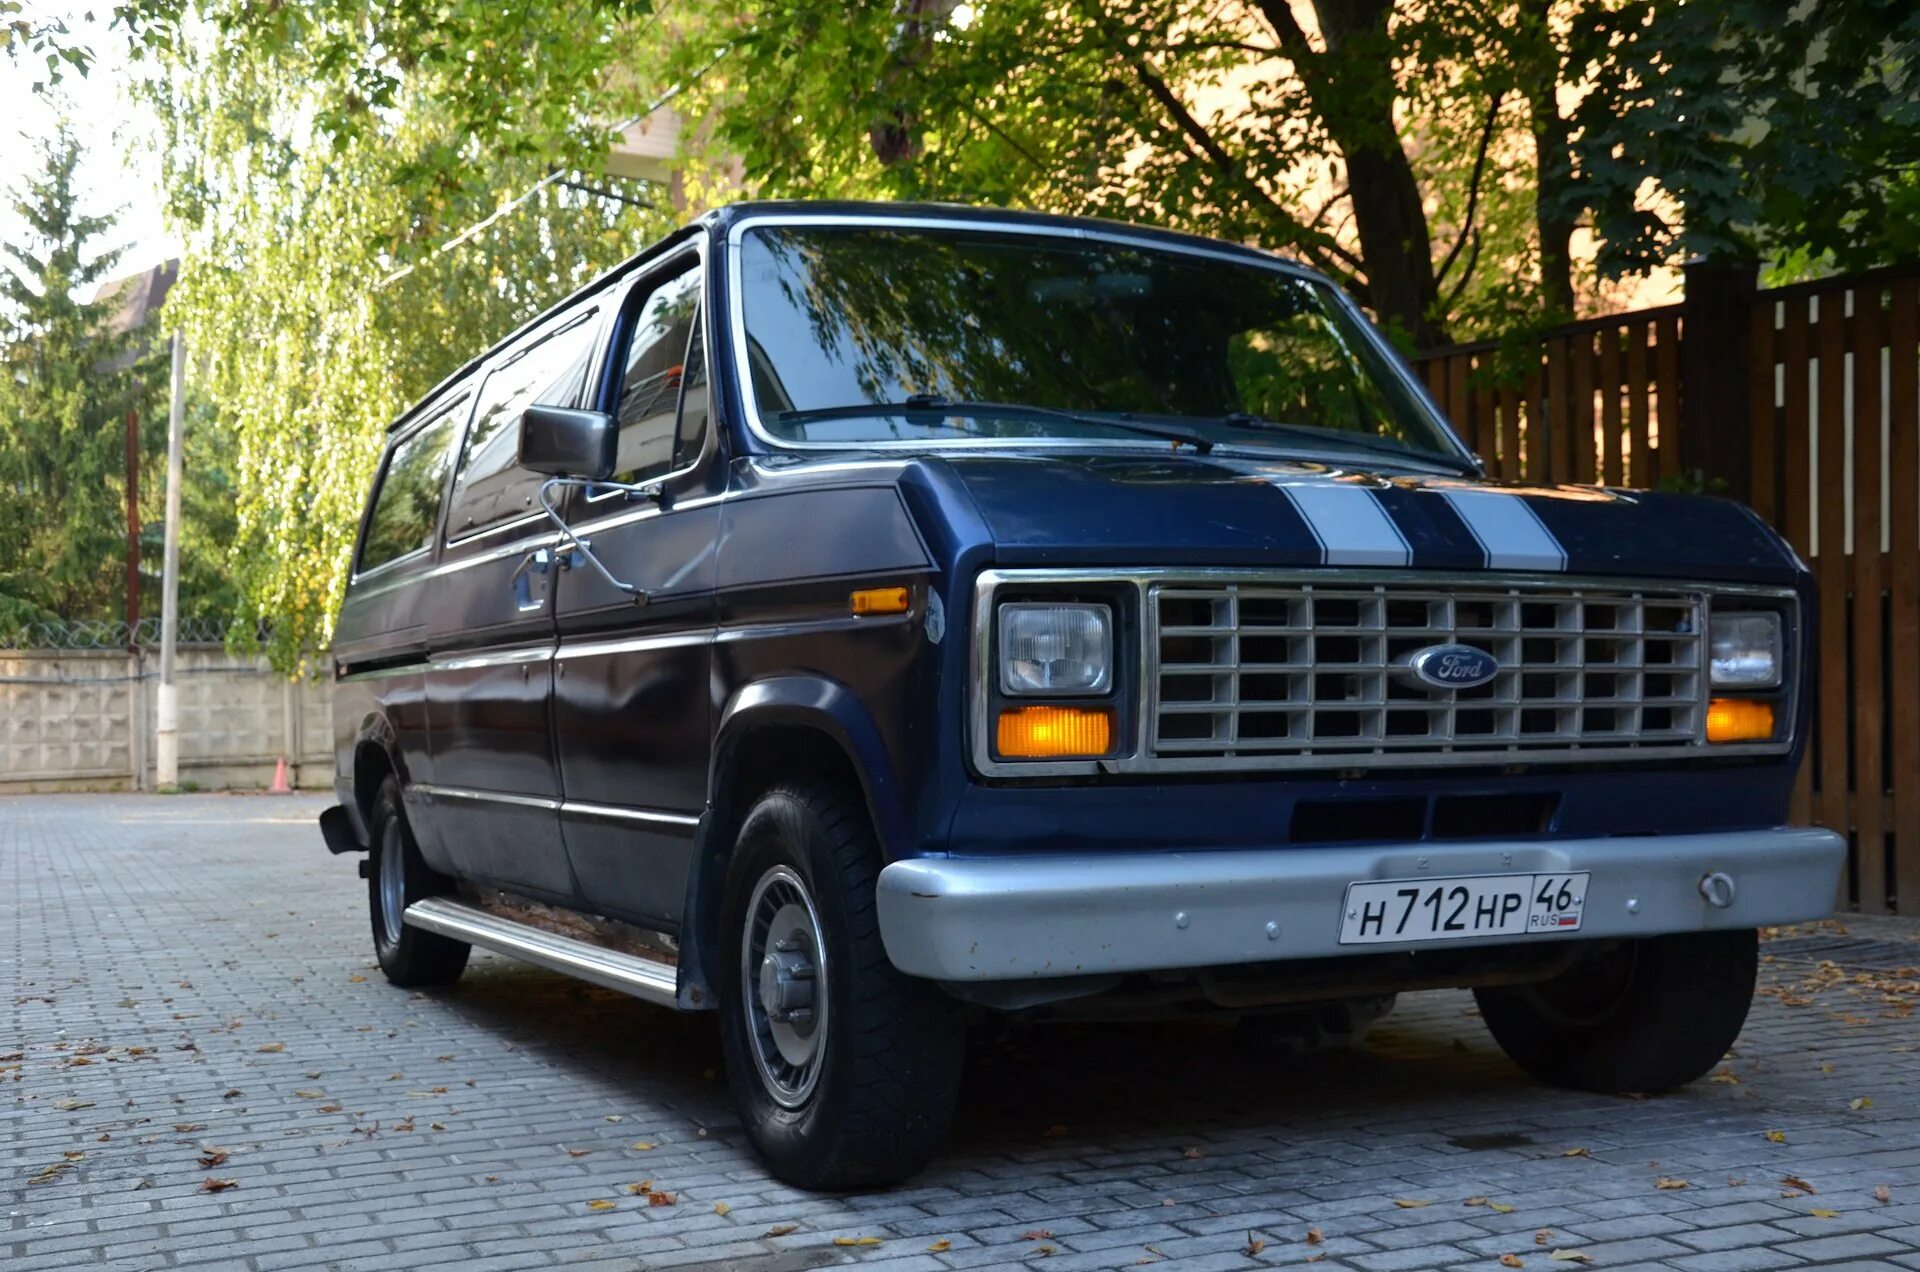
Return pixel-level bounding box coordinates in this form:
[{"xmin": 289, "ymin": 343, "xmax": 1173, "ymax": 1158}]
[{"xmin": 0, "ymin": 125, "xmax": 160, "ymax": 627}]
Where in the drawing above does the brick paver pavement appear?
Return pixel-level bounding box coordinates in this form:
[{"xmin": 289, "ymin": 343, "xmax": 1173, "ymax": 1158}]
[{"xmin": 5, "ymin": 794, "xmax": 1919, "ymax": 1271}]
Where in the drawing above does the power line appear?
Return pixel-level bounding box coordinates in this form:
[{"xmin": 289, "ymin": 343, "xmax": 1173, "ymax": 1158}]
[{"xmin": 373, "ymin": 52, "xmax": 728, "ymax": 291}]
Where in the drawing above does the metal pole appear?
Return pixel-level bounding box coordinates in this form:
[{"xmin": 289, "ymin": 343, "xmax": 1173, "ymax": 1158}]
[{"xmin": 156, "ymin": 332, "xmax": 186, "ymax": 788}]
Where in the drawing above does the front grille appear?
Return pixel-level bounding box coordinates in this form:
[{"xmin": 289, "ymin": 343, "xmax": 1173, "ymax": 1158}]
[{"xmin": 1151, "ymin": 581, "xmax": 1705, "ymax": 766}]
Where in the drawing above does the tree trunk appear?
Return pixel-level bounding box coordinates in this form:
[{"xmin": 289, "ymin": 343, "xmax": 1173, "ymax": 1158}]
[
  {"xmin": 1274, "ymin": 0, "xmax": 1445, "ymax": 349},
  {"xmin": 1520, "ymin": 0, "xmax": 1577, "ymax": 319}
]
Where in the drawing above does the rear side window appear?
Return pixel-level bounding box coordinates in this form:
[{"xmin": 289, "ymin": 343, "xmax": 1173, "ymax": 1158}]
[
  {"xmin": 446, "ymin": 312, "xmax": 599, "ymax": 537},
  {"xmin": 611, "ymin": 265, "xmax": 704, "ymax": 483},
  {"xmin": 360, "ymin": 408, "xmax": 461, "ymax": 573}
]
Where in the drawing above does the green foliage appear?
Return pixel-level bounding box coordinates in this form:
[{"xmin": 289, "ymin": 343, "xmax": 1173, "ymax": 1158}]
[
  {"xmin": 1567, "ymin": 0, "xmax": 1920, "ymax": 278},
  {"xmin": 1, "ymin": 1, "xmax": 95, "ymax": 89},
  {"xmin": 128, "ymin": 0, "xmax": 674, "ymax": 667},
  {"xmin": 0, "ymin": 126, "xmax": 159, "ymax": 625}
]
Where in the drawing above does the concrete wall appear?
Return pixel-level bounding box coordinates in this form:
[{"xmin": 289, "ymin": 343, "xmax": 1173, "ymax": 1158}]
[{"xmin": 0, "ymin": 647, "xmax": 332, "ymax": 793}]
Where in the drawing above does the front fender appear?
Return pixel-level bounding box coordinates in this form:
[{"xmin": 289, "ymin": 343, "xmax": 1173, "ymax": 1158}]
[{"xmin": 676, "ymin": 673, "xmax": 908, "ymax": 1009}]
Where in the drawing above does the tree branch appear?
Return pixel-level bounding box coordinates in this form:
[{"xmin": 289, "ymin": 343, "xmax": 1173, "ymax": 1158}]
[
  {"xmin": 1435, "ymin": 90, "xmax": 1505, "ymax": 288},
  {"xmin": 1440, "ymin": 228, "xmax": 1483, "ymax": 313}
]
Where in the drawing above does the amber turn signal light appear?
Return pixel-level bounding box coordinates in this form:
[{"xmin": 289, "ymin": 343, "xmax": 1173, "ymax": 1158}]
[
  {"xmin": 849, "ymin": 586, "xmax": 910, "ymax": 616},
  {"xmin": 996, "ymin": 705, "xmax": 1114, "ymax": 758},
  {"xmin": 1706, "ymin": 697, "xmax": 1775, "ymax": 743}
]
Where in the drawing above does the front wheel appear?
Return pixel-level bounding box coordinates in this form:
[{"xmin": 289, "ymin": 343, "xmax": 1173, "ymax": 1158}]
[
  {"xmin": 1474, "ymin": 929, "xmax": 1757, "ymax": 1094},
  {"xmin": 716, "ymin": 781, "xmax": 964, "ymax": 1190},
  {"xmin": 368, "ymin": 778, "xmax": 470, "ymax": 988}
]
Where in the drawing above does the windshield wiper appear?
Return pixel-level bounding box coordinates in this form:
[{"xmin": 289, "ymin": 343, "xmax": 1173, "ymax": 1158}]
[
  {"xmin": 1215, "ymin": 412, "xmax": 1472, "ymax": 472},
  {"xmin": 775, "ymin": 395, "xmax": 1215, "ymax": 454}
]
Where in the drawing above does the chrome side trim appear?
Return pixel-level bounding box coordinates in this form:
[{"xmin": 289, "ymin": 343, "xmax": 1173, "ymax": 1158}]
[
  {"xmin": 427, "ymin": 644, "xmax": 554, "ymax": 673},
  {"xmin": 402, "ymin": 896, "xmax": 679, "ymax": 1006},
  {"xmin": 968, "ymin": 567, "xmax": 1801, "ymax": 778},
  {"xmin": 410, "ymin": 783, "xmax": 561, "ymax": 812},
  {"xmin": 556, "ymin": 630, "xmax": 710, "ymax": 661},
  {"xmin": 560, "ymin": 800, "xmax": 700, "ymax": 832}
]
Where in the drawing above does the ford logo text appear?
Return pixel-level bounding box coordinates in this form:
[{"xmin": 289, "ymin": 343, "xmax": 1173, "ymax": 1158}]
[{"xmin": 1407, "ymin": 643, "xmax": 1500, "ymax": 691}]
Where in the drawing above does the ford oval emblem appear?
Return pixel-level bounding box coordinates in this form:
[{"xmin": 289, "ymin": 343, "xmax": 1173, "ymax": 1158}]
[{"xmin": 1408, "ymin": 643, "xmax": 1500, "ymax": 691}]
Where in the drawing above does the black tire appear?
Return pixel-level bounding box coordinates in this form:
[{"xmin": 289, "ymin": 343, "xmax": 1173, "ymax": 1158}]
[
  {"xmin": 716, "ymin": 781, "xmax": 965, "ymax": 1190},
  {"xmin": 368, "ymin": 777, "xmax": 470, "ymax": 988},
  {"xmin": 1474, "ymin": 929, "xmax": 1757, "ymax": 1094}
]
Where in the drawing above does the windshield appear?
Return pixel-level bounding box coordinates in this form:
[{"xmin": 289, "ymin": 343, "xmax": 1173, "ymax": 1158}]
[{"xmin": 734, "ymin": 223, "xmax": 1466, "ymax": 467}]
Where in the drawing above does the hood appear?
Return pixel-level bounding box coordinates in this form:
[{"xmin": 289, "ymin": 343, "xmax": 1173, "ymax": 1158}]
[{"xmin": 925, "ymin": 451, "xmax": 1802, "ymax": 586}]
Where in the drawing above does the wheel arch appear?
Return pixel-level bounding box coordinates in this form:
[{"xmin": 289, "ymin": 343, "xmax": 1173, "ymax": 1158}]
[
  {"xmin": 349, "ymin": 714, "xmax": 408, "ymax": 839},
  {"xmin": 677, "ymin": 675, "xmax": 904, "ymax": 1009}
]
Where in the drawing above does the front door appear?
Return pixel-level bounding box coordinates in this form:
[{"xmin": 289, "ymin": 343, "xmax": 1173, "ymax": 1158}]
[
  {"xmin": 422, "ymin": 304, "xmax": 609, "ymax": 901},
  {"xmin": 552, "ymin": 254, "xmax": 721, "ymax": 928}
]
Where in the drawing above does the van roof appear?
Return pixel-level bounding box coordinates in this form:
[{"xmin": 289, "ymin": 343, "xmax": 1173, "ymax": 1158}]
[{"xmin": 383, "ymin": 200, "xmax": 1310, "ymax": 434}]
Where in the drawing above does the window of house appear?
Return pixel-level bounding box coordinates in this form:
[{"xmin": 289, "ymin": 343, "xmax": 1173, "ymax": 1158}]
[
  {"xmin": 610, "ymin": 265, "xmax": 705, "ymax": 484},
  {"xmin": 446, "ymin": 311, "xmax": 599, "ymax": 537},
  {"xmin": 360, "ymin": 406, "xmax": 462, "ymax": 572}
]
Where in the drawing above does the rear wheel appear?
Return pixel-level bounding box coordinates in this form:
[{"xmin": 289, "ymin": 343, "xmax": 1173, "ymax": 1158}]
[
  {"xmin": 1474, "ymin": 930, "xmax": 1757, "ymax": 1094},
  {"xmin": 367, "ymin": 778, "xmax": 469, "ymax": 987},
  {"xmin": 717, "ymin": 781, "xmax": 964, "ymax": 1190}
]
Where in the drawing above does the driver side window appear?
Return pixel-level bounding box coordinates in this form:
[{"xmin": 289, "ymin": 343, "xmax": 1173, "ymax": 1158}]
[{"xmin": 610, "ymin": 263, "xmax": 705, "ymax": 485}]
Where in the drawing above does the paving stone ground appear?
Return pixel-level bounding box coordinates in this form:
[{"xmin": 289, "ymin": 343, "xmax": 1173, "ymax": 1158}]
[{"xmin": 5, "ymin": 793, "xmax": 1920, "ymax": 1272}]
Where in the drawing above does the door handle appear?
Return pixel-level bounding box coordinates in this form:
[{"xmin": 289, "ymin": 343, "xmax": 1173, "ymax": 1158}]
[{"xmin": 510, "ymin": 548, "xmax": 554, "ymax": 611}]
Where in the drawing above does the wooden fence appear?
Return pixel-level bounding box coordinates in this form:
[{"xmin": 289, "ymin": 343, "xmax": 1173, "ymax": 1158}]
[{"xmin": 1414, "ymin": 262, "xmax": 1920, "ymax": 915}]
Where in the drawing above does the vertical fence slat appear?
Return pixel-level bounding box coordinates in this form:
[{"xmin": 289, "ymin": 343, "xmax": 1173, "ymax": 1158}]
[
  {"xmin": 1749, "ymin": 301, "xmax": 1778, "ymax": 523},
  {"xmin": 1853, "ymin": 289, "xmax": 1887, "ymax": 912},
  {"xmin": 1889, "ymin": 278, "xmax": 1920, "ymax": 913},
  {"xmin": 1523, "ymin": 368, "xmax": 1545, "ymax": 482},
  {"xmin": 1471, "ymin": 359, "xmax": 1495, "ymax": 469},
  {"xmin": 1447, "ymin": 353, "xmax": 1470, "ymax": 449},
  {"xmin": 1656, "ymin": 314, "xmax": 1682, "ymax": 484},
  {"xmin": 1781, "ymin": 300, "xmax": 1815, "ymax": 827},
  {"xmin": 1572, "ymin": 333, "xmax": 1597, "ymax": 484},
  {"xmin": 1626, "ymin": 320, "xmax": 1651, "ymax": 488},
  {"xmin": 1815, "ymin": 299, "xmax": 1851, "ymax": 898},
  {"xmin": 1498, "ymin": 382, "xmax": 1521, "ymax": 481},
  {"xmin": 1547, "ymin": 337, "xmax": 1571, "ymax": 485},
  {"xmin": 1599, "ymin": 325, "xmax": 1624, "ymax": 485}
]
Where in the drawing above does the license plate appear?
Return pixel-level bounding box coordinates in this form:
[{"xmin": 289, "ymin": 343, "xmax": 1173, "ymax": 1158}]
[{"xmin": 1339, "ymin": 872, "xmax": 1589, "ymax": 945}]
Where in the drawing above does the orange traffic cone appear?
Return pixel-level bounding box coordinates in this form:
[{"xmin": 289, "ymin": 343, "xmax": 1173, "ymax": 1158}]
[{"xmin": 269, "ymin": 757, "xmax": 292, "ymax": 794}]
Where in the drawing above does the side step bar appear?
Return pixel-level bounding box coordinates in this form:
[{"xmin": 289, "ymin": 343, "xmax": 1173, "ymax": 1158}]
[{"xmin": 403, "ymin": 897, "xmax": 679, "ymax": 1007}]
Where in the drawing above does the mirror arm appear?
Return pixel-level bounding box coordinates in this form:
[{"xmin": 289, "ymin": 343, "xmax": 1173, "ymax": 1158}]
[{"xmin": 535, "ymin": 477, "xmax": 652, "ymax": 604}]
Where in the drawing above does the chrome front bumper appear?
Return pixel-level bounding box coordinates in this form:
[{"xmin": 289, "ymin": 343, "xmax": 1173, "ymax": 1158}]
[{"xmin": 874, "ymin": 827, "xmax": 1845, "ymax": 981}]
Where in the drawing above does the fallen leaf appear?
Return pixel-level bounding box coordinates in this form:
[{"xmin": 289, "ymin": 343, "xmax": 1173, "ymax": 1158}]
[
  {"xmin": 629, "ymin": 1140, "xmax": 656, "ymax": 1151},
  {"xmin": 347, "ymin": 975, "xmax": 366, "ymax": 983},
  {"xmin": 62, "ymin": 1151, "xmax": 84, "ymax": 1161},
  {"xmin": 713, "ymin": 1201, "xmax": 731, "ymax": 1216},
  {"xmin": 1781, "ymin": 1175, "xmax": 1818, "ymax": 1195},
  {"xmin": 1501, "ymin": 1257, "xmax": 1524, "ymax": 1269},
  {"xmin": 318, "ymin": 1105, "xmax": 342, "ymax": 1113},
  {"xmin": 173, "ymin": 1123, "xmax": 205, "ymax": 1133},
  {"xmin": 1655, "ymin": 1177, "xmax": 1690, "ymax": 1190},
  {"xmin": 1535, "ymin": 1229, "xmax": 1553, "ymax": 1246},
  {"xmin": 1561, "ymin": 1146, "xmax": 1589, "ymax": 1158},
  {"xmin": 1764, "ymin": 1129, "xmax": 1786, "ymax": 1143},
  {"xmin": 1465, "ymin": 1196, "xmax": 1490, "ymax": 1207},
  {"xmin": 1022, "ymin": 1230, "xmax": 1055, "ymax": 1241},
  {"xmin": 832, "ymin": 1236, "xmax": 883, "ymax": 1247},
  {"xmin": 1874, "ymin": 1185, "xmax": 1892, "ymax": 1203},
  {"xmin": 1035, "ymin": 1247, "xmax": 1055, "ymax": 1257},
  {"xmin": 1547, "ymin": 1251, "xmax": 1592, "ymax": 1264},
  {"xmin": 1807, "ymin": 1208, "xmax": 1841, "ymax": 1219},
  {"xmin": 221, "ymin": 1089, "xmax": 241, "ymax": 1099},
  {"xmin": 132, "ymin": 1177, "xmax": 153, "ymax": 1190},
  {"xmin": 622, "ymin": 1181, "xmax": 653, "ymax": 1195},
  {"xmin": 256, "ymin": 1043, "xmax": 285, "ymax": 1053},
  {"xmin": 1306, "ymin": 1227, "xmax": 1324, "ymax": 1245},
  {"xmin": 648, "ymin": 1190, "xmax": 676, "ymax": 1207},
  {"xmin": 606, "ymin": 1114, "xmax": 623, "ymax": 1123},
  {"xmin": 294, "ymin": 1090, "xmax": 324, "ymax": 1099},
  {"xmin": 1306, "ymin": 1256, "xmax": 1325, "ymax": 1265},
  {"xmin": 1393, "ymin": 1198, "xmax": 1433, "ymax": 1209},
  {"xmin": 925, "ymin": 1239, "xmax": 951, "ymax": 1252},
  {"xmin": 197, "ymin": 1149, "xmax": 229, "ymax": 1169},
  {"xmin": 1181, "ymin": 1146, "xmax": 1204, "ymax": 1159},
  {"xmin": 1849, "ymin": 1096, "xmax": 1873, "ymax": 1110},
  {"xmin": 1488, "ymin": 1202, "xmax": 1517, "ymax": 1214},
  {"xmin": 586, "ymin": 1199, "xmax": 616, "ymax": 1211},
  {"xmin": 1244, "ymin": 1234, "xmax": 1266, "ymax": 1256},
  {"xmin": 429, "ymin": 1123, "xmax": 445, "ymax": 1131},
  {"xmin": 198, "ymin": 1178, "xmax": 238, "ymax": 1193},
  {"xmin": 565, "ymin": 1147, "xmax": 590, "ymax": 1158},
  {"xmin": 54, "ymin": 1099, "xmax": 94, "ymax": 1111},
  {"xmin": 766, "ymin": 1224, "xmax": 799, "ymax": 1237}
]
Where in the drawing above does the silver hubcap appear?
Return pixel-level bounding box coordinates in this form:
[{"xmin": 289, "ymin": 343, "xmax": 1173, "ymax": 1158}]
[
  {"xmin": 740, "ymin": 865, "xmax": 827, "ymax": 1109},
  {"xmin": 378, "ymin": 821, "xmax": 406, "ymax": 948}
]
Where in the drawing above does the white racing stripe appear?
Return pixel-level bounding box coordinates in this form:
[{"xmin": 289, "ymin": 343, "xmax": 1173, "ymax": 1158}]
[
  {"xmin": 1441, "ymin": 489, "xmax": 1568, "ymax": 571},
  {"xmin": 1281, "ymin": 484, "xmax": 1411, "ymax": 566}
]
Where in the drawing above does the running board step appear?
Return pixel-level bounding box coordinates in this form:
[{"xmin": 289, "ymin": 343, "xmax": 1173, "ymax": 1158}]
[{"xmin": 403, "ymin": 897, "xmax": 679, "ymax": 1007}]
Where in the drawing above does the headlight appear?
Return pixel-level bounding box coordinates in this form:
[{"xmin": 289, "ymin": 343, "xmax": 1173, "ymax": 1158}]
[
  {"xmin": 999, "ymin": 603, "xmax": 1112, "ymax": 695},
  {"xmin": 1709, "ymin": 612, "xmax": 1781, "ymax": 688}
]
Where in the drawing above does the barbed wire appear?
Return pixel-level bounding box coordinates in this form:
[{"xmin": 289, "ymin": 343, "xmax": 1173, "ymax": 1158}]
[{"xmin": 0, "ymin": 616, "xmax": 258, "ymax": 651}]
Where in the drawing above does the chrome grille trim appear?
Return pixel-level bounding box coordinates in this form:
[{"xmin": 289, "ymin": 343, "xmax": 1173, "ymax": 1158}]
[
  {"xmin": 967, "ymin": 568, "xmax": 1799, "ymax": 779},
  {"xmin": 1150, "ymin": 581, "xmax": 1704, "ymax": 760}
]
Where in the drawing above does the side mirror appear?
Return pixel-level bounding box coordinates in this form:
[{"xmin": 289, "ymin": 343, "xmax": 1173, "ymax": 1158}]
[{"xmin": 519, "ymin": 405, "xmax": 617, "ymax": 480}]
